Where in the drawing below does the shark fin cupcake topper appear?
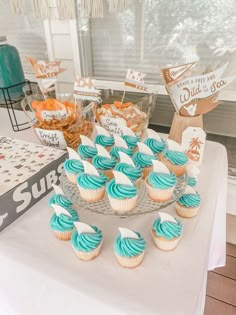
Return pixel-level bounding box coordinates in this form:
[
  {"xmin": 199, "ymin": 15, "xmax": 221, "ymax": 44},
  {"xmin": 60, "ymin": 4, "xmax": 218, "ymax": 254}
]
[
  {"xmin": 74, "ymin": 222, "xmax": 96, "ymax": 234},
  {"xmin": 113, "ymin": 170, "xmax": 133, "ymax": 186},
  {"xmin": 113, "ymin": 135, "xmax": 128, "ymax": 149},
  {"xmin": 67, "ymin": 147, "xmax": 82, "ymax": 161},
  {"xmin": 96, "ymin": 143, "xmax": 111, "ymax": 159},
  {"xmin": 83, "ymin": 160, "xmax": 100, "ymax": 176},
  {"xmin": 121, "ymin": 126, "xmax": 136, "ymax": 137},
  {"xmin": 80, "ymin": 135, "xmax": 96, "ymax": 148},
  {"xmin": 152, "ymin": 160, "xmax": 170, "ymax": 174},
  {"xmin": 118, "ymin": 151, "xmax": 135, "ymax": 167},
  {"xmin": 52, "ymin": 184, "xmax": 65, "ymax": 196},
  {"xmin": 96, "ymin": 125, "xmax": 110, "ymax": 137},
  {"xmin": 186, "ymin": 164, "xmax": 200, "ymax": 179},
  {"xmin": 166, "ymin": 139, "xmax": 182, "ymax": 152},
  {"xmin": 159, "ymin": 212, "xmax": 177, "ymax": 223},
  {"xmin": 119, "ymin": 227, "xmax": 139, "ymax": 239},
  {"xmin": 184, "ymin": 185, "xmax": 196, "ymax": 195},
  {"xmin": 146, "ymin": 128, "xmax": 161, "ymax": 141},
  {"xmin": 137, "ymin": 142, "xmax": 153, "ymax": 155},
  {"xmin": 52, "ymin": 204, "xmax": 72, "ymax": 217}
]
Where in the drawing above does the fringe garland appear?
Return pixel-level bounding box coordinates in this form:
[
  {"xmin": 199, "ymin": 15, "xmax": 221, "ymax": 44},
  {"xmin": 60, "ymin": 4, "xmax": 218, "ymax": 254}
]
[{"xmin": 10, "ymin": 0, "xmax": 134, "ymax": 19}]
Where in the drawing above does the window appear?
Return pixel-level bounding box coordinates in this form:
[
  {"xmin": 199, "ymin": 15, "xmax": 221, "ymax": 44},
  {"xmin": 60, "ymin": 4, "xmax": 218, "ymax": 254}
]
[{"xmin": 0, "ymin": 1, "xmax": 48, "ymax": 80}]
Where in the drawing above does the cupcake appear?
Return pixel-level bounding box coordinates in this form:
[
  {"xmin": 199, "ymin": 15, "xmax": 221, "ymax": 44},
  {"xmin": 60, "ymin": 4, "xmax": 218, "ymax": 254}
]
[
  {"xmin": 144, "ymin": 128, "xmax": 166, "ymax": 157},
  {"xmin": 186, "ymin": 164, "xmax": 200, "ymax": 187},
  {"xmin": 160, "ymin": 139, "xmax": 188, "ymax": 176},
  {"xmin": 78, "ymin": 135, "xmax": 97, "ymax": 161},
  {"xmin": 175, "ymin": 185, "xmax": 201, "ymax": 218},
  {"xmin": 152, "ymin": 212, "xmax": 183, "ymax": 251},
  {"xmin": 121, "ymin": 126, "xmax": 140, "ymax": 150},
  {"xmin": 71, "ymin": 222, "xmax": 103, "ymax": 261},
  {"xmin": 92, "ymin": 144, "xmax": 116, "ymax": 180},
  {"xmin": 115, "ymin": 151, "xmax": 142, "ymax": 187},
  {"xmin": 146, "ymin": 160, "xmax": 177, "ymax": 202},
  {"xmin": 114, "ymin": 227, "xmax": 146, "ymax": 268},
  {"xmin": 64, "ymin": 147, "xmax": 84, "ymax": 184},
  {"xmin": 77, "ymin": 161, "xmax": 108, "ymax": 202},
  {"xmin": 94, "ymin": 126, "xmax": 114, "ymax": 151},
  {"xmin": 110, "ymin": 135, "xmax": 133, "ymax": 160},
  {"xmin": 50, "ymin": 204, "xmax": 79, "ymax": 241},
  {"xmin": 49, "ymin": 184, "xmax": 73, "ymax": 211},
  {"xmin": 133, "ymin": 142, "xmax": 157, "ymax": 178},
  {"xmin": 106, "ymin": 171, "xmax": 138, "ymax": 212}
]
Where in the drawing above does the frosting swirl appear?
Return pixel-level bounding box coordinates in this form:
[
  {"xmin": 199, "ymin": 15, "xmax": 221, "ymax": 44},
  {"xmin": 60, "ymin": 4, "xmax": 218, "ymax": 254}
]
[
  {"xmin": 163, "ymin": 150, "xmax": 188, "ymax": 166},
  {"xmin": 110, "ymin": 146, "xmax": 133, "ymax": 159},
  {"xmin": 106, "ymin": 178, "xmax": 137, "ymax": 199},
  {"xmin": 92, "ymin": 155, "xmax": 116, "ymax": 170},
  {"xmin": 152, "ymin": 217, "xmax": 182, "ymax": 240},
  {"xmin": 78, "ymin": 145, "xmax": 97, "ymax": 159},
  {"xmin": 133, "ymin": 151, "xmax": 157, "ymax": 168},
  {"xmin": 64, "ymin": 159, "xmax": 84, "ymax": 174},
  {"xmin": 144, "ymin": 138, "xmax": 166, "ymax": 154},
  {"xmin": 122, "ymin": 135, "xmax": 140, "ymax": 149},
  {"xmin": 148, "ymin": 171, "xmax": 176, "ymax": 189},
  {"xmin": 114, "ymin": 162, "xmax": 142, "ymax": 181},
  {"xmin": 49, "ymin": 194, "xmax": 73, "ymax": 210},
  {"xmin": 50, "ymin": 209, "xmax": 79, "ymax": 232},
  {"xmin": 77, "ymin": 173, "xmax": 108, "ymax": 189},
  {"xmin": 71, "ymin": 226, "xmax": 102, "ymax": 252},
  {"xmin": 95, "ymin": 135, "xmax": 114, "ymax": 147},
  {"xmin": 114, "ymin": 232, "xmax": 146, "ymax": 258},
  {"xmin": 178, "ymin": 192, "xmax": 200, "ymax": 207},
  {"xmin": 187, "ymin": 177, "xmax": 197, "ymax": 187}
]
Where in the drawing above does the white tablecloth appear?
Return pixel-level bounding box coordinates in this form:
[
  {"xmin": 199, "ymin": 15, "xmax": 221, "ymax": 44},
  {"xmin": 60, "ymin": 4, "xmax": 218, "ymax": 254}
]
[{"xmin": 0, "ymin": 109, "xmax": 227, "ymax": 315}]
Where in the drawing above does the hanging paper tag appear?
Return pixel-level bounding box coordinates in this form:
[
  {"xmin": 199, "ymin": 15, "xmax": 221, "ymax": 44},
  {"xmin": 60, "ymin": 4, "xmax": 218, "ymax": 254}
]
[
  {"xmin": 119, "ymin": 227, "xmax": 139, "ymax": 239},
  {"xmin": 27, "ymin": 57, "xmax": 65, "ymax": 78},
  {"xmin": 124, "ymin": 69, "xmax": 147, "ymax": 91},
  {"xmin": 40, "ymin": 109, "xmax": 68, "ymax": 121},
  {"xmin": 74, "ymin": 222, "xmax": 96, "ymax": 234},
  {"xmin": 35, "ymin": 128, "xmax": 67, "ymax": 149},
  {"xmin": 99, "ymin": 116, "xmax": 127, "ymax": 135},
  {"xmin": 73, "ymin": 76, "xmax": 101, "ymax": 101},
  {"xmin": 182, "ymin": 127, "xmax": 206, "ymax": 165}
]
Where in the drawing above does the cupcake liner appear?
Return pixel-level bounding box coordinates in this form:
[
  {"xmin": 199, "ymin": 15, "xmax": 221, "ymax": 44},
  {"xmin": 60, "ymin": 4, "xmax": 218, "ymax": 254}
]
[
  {"xmin": 175, "ymin": 202, "xmax": 200, "ymax": 218},
  {"xmin": 135, "ymin": 177, "xmax": 142, "ymax": 188},
  {"xmin": 72, "ymin": 242, "xmax": 103, "ymax": 261},
  {"xmin": 103, "ymin": 169, "xmax": 114, "ymax": 181},
  {"xmin": 152, "ymin": 230, "xmax": 181, "ymax": 251},
  {"xmin": 108, "ymin": 195, "xmax": 138, "ymax": 212},
  {"xmin": 145, "ymin": 180, "xmax": 175, "ymax": 202},
  {"xmin": 65, "ymin": 172, "xmax": 77, "ymax": 185},
  {"xmin": 115, "ymin": 251, "xmax": 145, "ymax": 268},
  {"xmin": 142, "ymin": 166, "xmax": 153, "ymax": 179},
  {"xmin": 78, "ymin": 185, "xmax": 105, "ymax": 202},
  {"xmin": 160, "ymin": 156, "xmax": 186, "ymax": 176},
  {"xmin": 54, "ymin": 230, "xmax": 73, "ymax": 241}
]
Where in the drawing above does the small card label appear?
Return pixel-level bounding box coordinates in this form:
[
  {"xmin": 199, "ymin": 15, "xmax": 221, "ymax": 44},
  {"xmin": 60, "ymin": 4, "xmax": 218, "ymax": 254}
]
[
  {"xmin": 41, "ymin": 110, "xmax": 68, "ymax": 121},
  {"xmin": 35, "ymin": 128, "xmax": 67, "ymax": 149},
  {"xmin": 100, "ymin": 116, "xmax": 127, "ymax": 135},
  {"xmin": 181, "ymin": 127, "xmax": 206, "ymax": 165}
]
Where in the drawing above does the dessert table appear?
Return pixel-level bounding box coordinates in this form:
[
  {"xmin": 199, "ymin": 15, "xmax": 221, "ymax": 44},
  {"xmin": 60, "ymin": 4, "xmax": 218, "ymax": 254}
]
[{"xmin": 0, "ymin": 108, "xmax": 227, "ymax": 315}]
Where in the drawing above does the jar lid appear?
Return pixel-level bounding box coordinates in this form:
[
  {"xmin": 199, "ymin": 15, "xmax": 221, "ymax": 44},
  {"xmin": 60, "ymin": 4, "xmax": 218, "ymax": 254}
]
[{"xmin": 0, "ymin": 36, "xmax": 7, "ymax": 42}]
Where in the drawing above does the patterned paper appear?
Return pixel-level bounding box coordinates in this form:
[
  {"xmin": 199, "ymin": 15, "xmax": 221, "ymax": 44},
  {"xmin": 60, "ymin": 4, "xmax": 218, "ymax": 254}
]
[
  {"xmin": 0, "ymin": 137, "xmax": 65, "ymax": 196},
  {"xmin": 74, "ymin": 76, "xmax": 101, "ymax": 101},
  {"xmin": 27, "ymin": 57, "xmax": 65, "ymax": 78},
  {"xmin": 124, "ymin": 69, "xmax": 147, "ymax": 91}
]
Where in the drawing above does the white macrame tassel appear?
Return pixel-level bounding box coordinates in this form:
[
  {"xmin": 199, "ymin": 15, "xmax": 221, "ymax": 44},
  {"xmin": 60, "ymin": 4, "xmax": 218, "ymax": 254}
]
[
  {"xmin": 31, "ymin": 0, "xmax": 50, "ymax": 19},
  {"xmin": 108, "ymin": 0, "xmax": 134, "ymax": 13},
  {"xmin": 10, "ymin": 0, "xmax": 24, "ymax": 15},
  {"xmin": 91, "ymin": 0, "xmax": 104, "ymax": 17},
  {"xmin": 57, "ymin": 0, "xmax": 76, "ymax": 19}
]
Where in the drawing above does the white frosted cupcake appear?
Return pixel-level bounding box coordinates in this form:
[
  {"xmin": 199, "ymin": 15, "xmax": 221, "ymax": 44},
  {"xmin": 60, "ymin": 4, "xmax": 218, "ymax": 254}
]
[
  {"xmin": 114, "ymin": 228, "xmax": 146, "ymax": 268},
  {"xmin": 175, "ymin": 186, "xmax": 201, "ymax": 218},
  {"xmin": 152, "ymin": 212, "xmax": 183, "ymax": 251}
]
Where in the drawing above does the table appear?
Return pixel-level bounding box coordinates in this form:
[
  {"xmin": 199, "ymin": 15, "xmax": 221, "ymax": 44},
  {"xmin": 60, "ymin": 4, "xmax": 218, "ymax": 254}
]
[{"xmin": 0, "ymin": 108, "xmax": 228, "ymax": 315}]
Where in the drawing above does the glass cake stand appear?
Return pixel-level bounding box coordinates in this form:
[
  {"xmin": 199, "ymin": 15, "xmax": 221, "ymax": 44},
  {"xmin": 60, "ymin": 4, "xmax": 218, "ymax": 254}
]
[{"xmin": 61, "ymin": 172, "xmax": 188, "ymax": 218}]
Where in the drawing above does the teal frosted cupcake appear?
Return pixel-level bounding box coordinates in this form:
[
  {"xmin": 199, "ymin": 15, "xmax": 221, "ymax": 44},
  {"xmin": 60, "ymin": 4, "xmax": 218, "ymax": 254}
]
[
  {"xmin": 144, "ymin": 129, "xmax": 166, "ymax": 156},
  {"xmin": 50, "ymin": 204, "xmax": 79, "ymax": 241},
  {"xmin": 152, "ymin": 212, "xmax": 183, "ymax": 251},
  {"xmin": 133, "ymin": 142, "xmax": 157, "ymax": 178},
  {"xmin": 71, "ymin": 222, "xmax": 103, "ymax": 261},
  {"xmin": 160, "ymin": 139, "xmax": 188, "ymax": 176},
  {"xmin": 92, "ymin": 144, "xmax": 116, "ymax": 180},
  {"xmin": 106, "ymin": 171, "xmax": 138, "ymax": 212},
  {"xmin": 77, "ymin": 161, "xmax": 108, "ymax": 202},
  {"xmin": 49, "ymin": 194, "xmax": 73, "ymax": 211},
  {"xmin": 176, "ymin": 186, "xmax": 201, "ymax": 218},
  {"xmin": 114, "ymin": 227, "xmax": 146, "ymax": 268},
  {"xmin": 110, "ymin": 135, "xmax": 133, "ymax": 160},
  {"xmin": 146, "ymin": 160, "xmax": 177, "ymax": 202},
  {"xmin": 78, "ymin": 135, "xmax": 97, "ymax": 161},
  {"xmin": 64, "ymin": 159, "xmax": 84, "ymax": 184},
  {"xmin": 94, "ymin": 125, "xmax": 114, "ymax": 151}
]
